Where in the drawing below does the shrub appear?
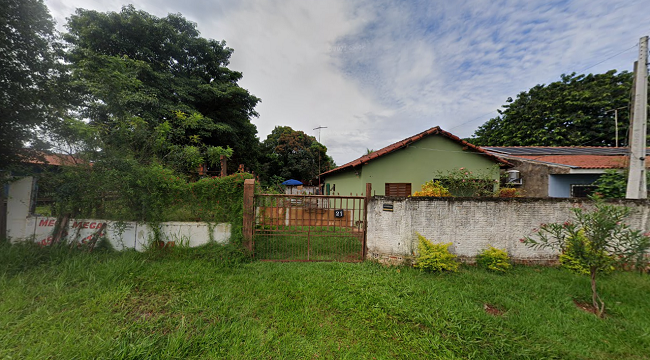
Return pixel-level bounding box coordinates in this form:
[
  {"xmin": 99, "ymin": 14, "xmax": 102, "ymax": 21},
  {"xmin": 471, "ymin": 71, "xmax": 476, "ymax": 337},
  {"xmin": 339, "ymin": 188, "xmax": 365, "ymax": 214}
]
[
  {"xmin": 476, "ymin": 246, "xmax": 511, "ymax": 272},
  {"xmin": 497, "ymin": 187, "xmax": 522, "ymax": 198},
  {"xmin": 435, "ymin": 167, "xmax": 499, "ymax": 197},
  {"xmin": 593, "ymin": 169, "xmax": 626, "ymax": 199},
  {"xmin": 414, "ymin": 233, "xmax": 459, "ymax": 272},
  {"xmin": 558, "ymin": 229, "xmax": 615, "ymax": 276},
  {"xmin": 45, "ymin": 159, "xmax": 253, "ymax": 224},
  {"xmin": 412, "ymin": 180, "xmax": 451, "ymax": 197}
]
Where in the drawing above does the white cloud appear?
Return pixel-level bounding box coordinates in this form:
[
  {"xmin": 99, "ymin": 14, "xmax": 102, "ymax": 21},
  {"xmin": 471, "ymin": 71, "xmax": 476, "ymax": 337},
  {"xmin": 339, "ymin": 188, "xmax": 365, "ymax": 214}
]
[{"xmin": 44, "ymin": 0, "xmax": 650, "ymax": 165}]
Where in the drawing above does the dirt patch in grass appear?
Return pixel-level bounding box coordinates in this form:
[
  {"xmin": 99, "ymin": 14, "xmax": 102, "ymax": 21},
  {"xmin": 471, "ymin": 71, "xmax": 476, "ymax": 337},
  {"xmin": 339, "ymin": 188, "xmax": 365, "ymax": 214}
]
[
  {"xmin": 119, "ymin": 288, "xmax": 175, "ymax": 323},
  {"xmin": 483, "ymin": 303, "xmax": 505, "ymax": 316},
  {"xmin": 573, "ymin": 299, "xmax": 601, "ymax": 316}
]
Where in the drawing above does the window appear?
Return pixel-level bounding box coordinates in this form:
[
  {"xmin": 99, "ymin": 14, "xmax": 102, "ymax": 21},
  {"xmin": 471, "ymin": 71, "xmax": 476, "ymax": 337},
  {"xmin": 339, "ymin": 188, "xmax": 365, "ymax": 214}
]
[
  {"xmin": 571, "ymin": 184, "xmax": 597, "ymax": 198},
  {"xmin": 385, "ymin": 183, "xmax": 411, "ymax": 197}
]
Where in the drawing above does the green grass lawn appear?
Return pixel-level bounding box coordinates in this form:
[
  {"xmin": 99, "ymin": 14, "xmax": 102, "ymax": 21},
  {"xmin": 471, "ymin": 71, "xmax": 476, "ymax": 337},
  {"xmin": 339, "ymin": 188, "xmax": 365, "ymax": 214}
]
[
  {"xmin": 254, "ymin": 226, "xmax": 363, "ymax": 261},
  {"xmin": 1, "ymin": 241, "xmax": 649, "ymax": 359}
]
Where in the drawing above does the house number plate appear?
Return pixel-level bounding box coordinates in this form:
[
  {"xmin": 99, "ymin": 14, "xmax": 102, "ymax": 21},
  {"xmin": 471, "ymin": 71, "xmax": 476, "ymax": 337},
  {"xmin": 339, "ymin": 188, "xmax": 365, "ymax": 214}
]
[{"xmin": 334, "ymin": 209, "xmax": 344, "ymax": 218}]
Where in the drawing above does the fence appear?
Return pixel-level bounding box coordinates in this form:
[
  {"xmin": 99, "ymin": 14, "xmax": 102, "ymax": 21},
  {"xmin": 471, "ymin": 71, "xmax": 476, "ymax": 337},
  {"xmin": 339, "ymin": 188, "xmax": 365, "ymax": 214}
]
[
  {"xmin": 243, "ymin": 180, "xmax": 370, "ymax": 261},
  {"xmin": 367, "ymin": 196, "xmax": 650, "ymax": 265},
  {"xmin": 4, "ymin": 177, "xmax": 231, "ymax": 249}
]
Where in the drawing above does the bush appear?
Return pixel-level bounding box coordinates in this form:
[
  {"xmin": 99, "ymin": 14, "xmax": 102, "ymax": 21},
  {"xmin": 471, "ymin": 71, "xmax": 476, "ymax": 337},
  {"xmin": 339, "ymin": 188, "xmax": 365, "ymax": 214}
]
[
  {"xmin": 412, "ymin": 180, "xmax": 451, "ymax": 197},
  {"xmin": 476, "ymin": 246, "xmax": 511, "ymax": 272},
  {"xmin": 558, "ymin": 229, "xmax": 615, "ymax": 276},
  {"xmin": 413, "ymin": 233, "xmax": 459, "ymax": 272},
  {"xmin": 45, "ymin": 158, "xmax": 253, "ymax": 224},
  {"xmin": 436, "ymin": 167, "xmax": 499, "ymax": 197},
  {"xmin": 497, "ymin": 187, "xmax": 522, "ymax": 198},
  {"xmin": 593, "ymin": 169, "xmax": 626, "ymax": 199}
]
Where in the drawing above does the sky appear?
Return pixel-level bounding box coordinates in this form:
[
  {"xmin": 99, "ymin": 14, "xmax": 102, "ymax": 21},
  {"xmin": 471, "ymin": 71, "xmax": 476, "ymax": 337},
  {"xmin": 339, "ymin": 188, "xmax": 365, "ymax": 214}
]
[{"xmin": 44, "ymin": 0, "xmax": 650, "ymax": 165}]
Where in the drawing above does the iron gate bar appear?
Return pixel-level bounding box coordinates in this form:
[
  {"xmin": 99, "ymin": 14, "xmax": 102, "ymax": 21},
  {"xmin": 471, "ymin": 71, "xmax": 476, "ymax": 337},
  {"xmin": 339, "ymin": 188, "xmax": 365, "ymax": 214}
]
[{"xmin": 253, "ymin": 193, "xmax": 366, "ymax": 262}]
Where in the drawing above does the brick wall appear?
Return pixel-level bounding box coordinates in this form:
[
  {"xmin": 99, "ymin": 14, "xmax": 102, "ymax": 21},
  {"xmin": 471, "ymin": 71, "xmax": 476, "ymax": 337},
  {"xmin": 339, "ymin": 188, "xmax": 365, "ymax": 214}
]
[{"xmin": 366, "ymin": 197, "xmax": 650, "ymax": 265}]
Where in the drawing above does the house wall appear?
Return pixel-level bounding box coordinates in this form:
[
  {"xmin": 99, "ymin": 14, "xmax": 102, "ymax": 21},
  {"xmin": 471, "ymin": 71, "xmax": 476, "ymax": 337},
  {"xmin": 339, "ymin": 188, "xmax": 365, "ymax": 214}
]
[
  {"xmin": 366, "ymin": 197, "xmax": 650, "ymax": 265},
  {"xmin": 502, "ymin": 158, "xmax": 567, "ymax": 197},
  {"xmin": 548, "ymin": 174, "xmax": 601, "ymax": 198},
  {"xmin": 326, "ymin": 136, "xmax": 500, "ymax": 197},
  {"xmin": 6, "ymin": 177, "xmax": 34, "ymax": 240},
  {"xmin": 324, "ymin": 168, "xmax": 366, "ymax": 195}
]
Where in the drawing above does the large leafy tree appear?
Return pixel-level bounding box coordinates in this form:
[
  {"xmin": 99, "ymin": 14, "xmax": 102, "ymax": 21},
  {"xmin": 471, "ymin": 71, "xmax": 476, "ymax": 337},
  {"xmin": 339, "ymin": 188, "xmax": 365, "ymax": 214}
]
[
  {"xmin": 63, "ymin": 6, "xmax": 260, "ymax": 172},
  {"xmin": 261, "ymin": 126, "xmax": 335, "ymax": 184},
  {"xmin": 470, "ymin": 71, "xmax": 634, "ymax": 147},
  {"xmin": 0, "ymin": 0, "xmax": 67, "ymax": 169}
]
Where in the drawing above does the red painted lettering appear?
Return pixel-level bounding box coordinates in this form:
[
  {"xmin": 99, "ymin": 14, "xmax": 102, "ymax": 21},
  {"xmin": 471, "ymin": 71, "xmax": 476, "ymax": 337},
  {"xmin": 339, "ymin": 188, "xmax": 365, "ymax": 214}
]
[
  {"xmin": 48, "ymin": 219, "xmax": 56, "ymax": 226},
  {"xmin": 72, "ymin": 221, "xmax": 81, "ymax": 228},
  {"xmin": 83, "ymin": 222, "xmax": 89, "ymax": 229},
  {"xmin": 39, "ymin": 219, "xmax": 50, "ymax": 226},
  {"xmin": 90, "ymin": 222, "xmax": 96, "ymax": 229}
]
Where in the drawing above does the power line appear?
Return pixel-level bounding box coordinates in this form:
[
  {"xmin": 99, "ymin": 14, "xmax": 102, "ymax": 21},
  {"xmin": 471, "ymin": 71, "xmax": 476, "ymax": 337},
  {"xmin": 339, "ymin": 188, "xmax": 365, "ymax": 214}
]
[
  {"xmin": 576, "ymin": 43, "xmax": 639, "ymax": 74},
  {"xmin": 451, "ymin": 42, "xmax": 640, "ymax": 134},
  {"xmin": 448, "ymin": 109, "xmax": 499, "ymax": 131}
]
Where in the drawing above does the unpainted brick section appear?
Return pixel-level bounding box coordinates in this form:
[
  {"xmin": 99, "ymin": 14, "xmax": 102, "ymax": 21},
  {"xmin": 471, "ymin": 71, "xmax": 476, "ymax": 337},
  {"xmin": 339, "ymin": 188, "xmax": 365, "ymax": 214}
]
[{"xmin": 367, "ymin": 197, "xmax": 650, "ymax": 265}]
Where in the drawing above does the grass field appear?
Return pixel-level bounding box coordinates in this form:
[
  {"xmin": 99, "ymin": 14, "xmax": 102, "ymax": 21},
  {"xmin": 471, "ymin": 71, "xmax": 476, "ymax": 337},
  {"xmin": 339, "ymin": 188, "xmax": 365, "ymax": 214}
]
[{"xmin": 1, "ymin": 240, "xmax": 650, "ymax": 359}]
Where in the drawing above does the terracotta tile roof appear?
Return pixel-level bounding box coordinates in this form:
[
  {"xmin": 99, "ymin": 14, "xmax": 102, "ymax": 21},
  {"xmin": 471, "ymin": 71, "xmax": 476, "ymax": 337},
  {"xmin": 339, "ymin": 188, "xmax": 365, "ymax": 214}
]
[
  {"xmin": 22, "ymin": 152, "xmax": 81, "ymax": 166},
  {"xmin": 484, "ymin": 146, "xmax": 650, "ymax": 169},
  {"xmin": 484, "ymin": 146, "xmax": 650, "ymax": 156},
  {"xmin": 512, "ymin": 155, "xmax": 636, "ymax": 169},
  {"xmin": 320, "ymin": 126, "xmax": 511, "ymax": 177}
]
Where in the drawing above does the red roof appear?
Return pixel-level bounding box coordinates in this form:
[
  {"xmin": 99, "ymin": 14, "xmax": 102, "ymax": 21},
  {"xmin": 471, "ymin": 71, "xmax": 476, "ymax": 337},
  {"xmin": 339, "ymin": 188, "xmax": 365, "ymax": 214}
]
[
  {"xmin": 512, "ymin": 154, "xmax": 648, "ymax": 169},
  {"xmin": 22, "ymin": 152, "xmax": 81, "ymax": 166},
  {"xmin": 320, "ymin": 126, "xmax": 511, "ymax": 177}
]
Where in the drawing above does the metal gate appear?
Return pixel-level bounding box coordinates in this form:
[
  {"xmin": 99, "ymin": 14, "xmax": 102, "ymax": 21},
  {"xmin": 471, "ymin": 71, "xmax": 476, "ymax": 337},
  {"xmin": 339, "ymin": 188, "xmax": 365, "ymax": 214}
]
[{"xmin": 252, "ymin": 194, "xmax": 366, "ymax": 262}]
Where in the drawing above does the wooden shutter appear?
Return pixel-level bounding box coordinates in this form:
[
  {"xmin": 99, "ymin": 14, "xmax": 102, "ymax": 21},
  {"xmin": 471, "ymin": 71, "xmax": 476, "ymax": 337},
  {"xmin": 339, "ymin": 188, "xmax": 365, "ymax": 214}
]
[{"xmin": 385, "ymin": 183, "xmax": 412, "ymax": 196}]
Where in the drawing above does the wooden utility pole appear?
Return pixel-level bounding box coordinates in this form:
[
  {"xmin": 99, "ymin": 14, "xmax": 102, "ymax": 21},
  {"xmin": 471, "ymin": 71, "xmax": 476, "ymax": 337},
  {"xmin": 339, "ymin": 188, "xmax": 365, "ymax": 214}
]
[{"xmin": 626, "ymin": 36, "xmax": 648, "ymax": 199}]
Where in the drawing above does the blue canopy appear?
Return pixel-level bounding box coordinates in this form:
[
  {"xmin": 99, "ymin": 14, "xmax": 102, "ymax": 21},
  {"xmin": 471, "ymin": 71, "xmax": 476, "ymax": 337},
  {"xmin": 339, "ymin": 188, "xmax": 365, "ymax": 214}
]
[{"xmin": 282, "ymin": 179, "xmax": 303, "ymax": 186}]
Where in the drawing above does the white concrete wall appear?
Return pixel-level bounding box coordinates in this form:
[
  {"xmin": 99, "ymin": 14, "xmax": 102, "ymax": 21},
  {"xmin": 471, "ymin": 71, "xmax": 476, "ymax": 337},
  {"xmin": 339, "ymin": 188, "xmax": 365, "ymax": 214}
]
[
  {"xmin": 21, "ymin": 217, "xmax": 231, "ymax": 250},
  {"xmin": 5, "ymin": 176, "xmax": 232, "ymax": 250},
  {"xmin": 367, "ymin": 197, "xmax": 650, "ymax": 265}
]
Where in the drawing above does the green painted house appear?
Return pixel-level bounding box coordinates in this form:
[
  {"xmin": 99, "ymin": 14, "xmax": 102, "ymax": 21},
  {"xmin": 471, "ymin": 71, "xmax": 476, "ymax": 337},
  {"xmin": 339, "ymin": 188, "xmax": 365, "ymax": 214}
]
[{"xmin": 319, "ymin": 127, "xmax": 511, "ymax": 196}]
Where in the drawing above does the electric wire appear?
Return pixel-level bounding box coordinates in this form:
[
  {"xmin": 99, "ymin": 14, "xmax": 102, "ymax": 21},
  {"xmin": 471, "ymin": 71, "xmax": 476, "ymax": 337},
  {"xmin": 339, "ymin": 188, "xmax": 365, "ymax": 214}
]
[
  {"xmin": 452, "ymin": 41, "xmax": 641, "ymax": 137},
  {"xmin": 448, "ymin": 109, "xmax": 499, "ymax": 131},
  {"xmin": 576, "ymin": 43, "xmax": 639, "ymax": 74}
]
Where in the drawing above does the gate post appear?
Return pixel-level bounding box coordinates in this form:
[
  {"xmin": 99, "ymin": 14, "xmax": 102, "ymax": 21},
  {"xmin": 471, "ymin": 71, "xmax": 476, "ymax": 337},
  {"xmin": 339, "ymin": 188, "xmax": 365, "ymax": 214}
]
[
  {"xmin": 363, "ymin": 183, "xmax": 372, "ymax": 260},
  {"xmin": 242, "ymin": 179, "xmax": 255, "ymax": 252}
]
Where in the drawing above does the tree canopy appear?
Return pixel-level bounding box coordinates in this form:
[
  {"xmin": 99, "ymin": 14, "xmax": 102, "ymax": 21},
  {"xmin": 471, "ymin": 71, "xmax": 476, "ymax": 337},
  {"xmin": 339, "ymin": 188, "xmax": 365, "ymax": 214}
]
[
  {"xmin": 0, "ymin": 0, "xmax": 66, "ymax": 169},
  {"xmin": 260, "ymin": 126, "xmax": 335, "ymax": 184},
  {"xmin": 470, "ymin": 71, "xmax": 634, "ymax": 147},
  {"xmin": 63, "ymin": 6, "xmax": 260, "ymax": 172}
]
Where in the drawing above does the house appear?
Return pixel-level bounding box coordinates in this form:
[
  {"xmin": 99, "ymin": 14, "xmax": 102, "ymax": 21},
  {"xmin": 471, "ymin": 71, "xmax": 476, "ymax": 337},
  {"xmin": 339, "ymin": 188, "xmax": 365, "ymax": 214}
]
[
  {"xmin": 319, "ymin": 127, "xmax": 511, "ymax": 196},
  {"xmin": 483, "ymin": 147, "xmax": 650, "ymax": 198},
  {"xmin": 1, "ymin": 151, "xmax": 81, "ymax": 238}
]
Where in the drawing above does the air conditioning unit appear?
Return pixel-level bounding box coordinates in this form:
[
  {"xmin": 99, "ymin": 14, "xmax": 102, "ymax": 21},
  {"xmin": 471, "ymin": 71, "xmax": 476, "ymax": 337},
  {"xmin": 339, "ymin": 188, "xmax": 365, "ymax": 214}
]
[{"xmin": 506, "ymin": 170, "xmax": 522, "ymax": 185}]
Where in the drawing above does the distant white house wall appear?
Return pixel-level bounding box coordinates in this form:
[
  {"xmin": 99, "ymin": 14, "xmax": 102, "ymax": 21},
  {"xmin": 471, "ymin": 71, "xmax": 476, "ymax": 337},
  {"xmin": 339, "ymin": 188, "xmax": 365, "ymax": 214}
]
[{"xmin": 6, "ymin": 177, "xmax": 34, "ymax": 240}]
